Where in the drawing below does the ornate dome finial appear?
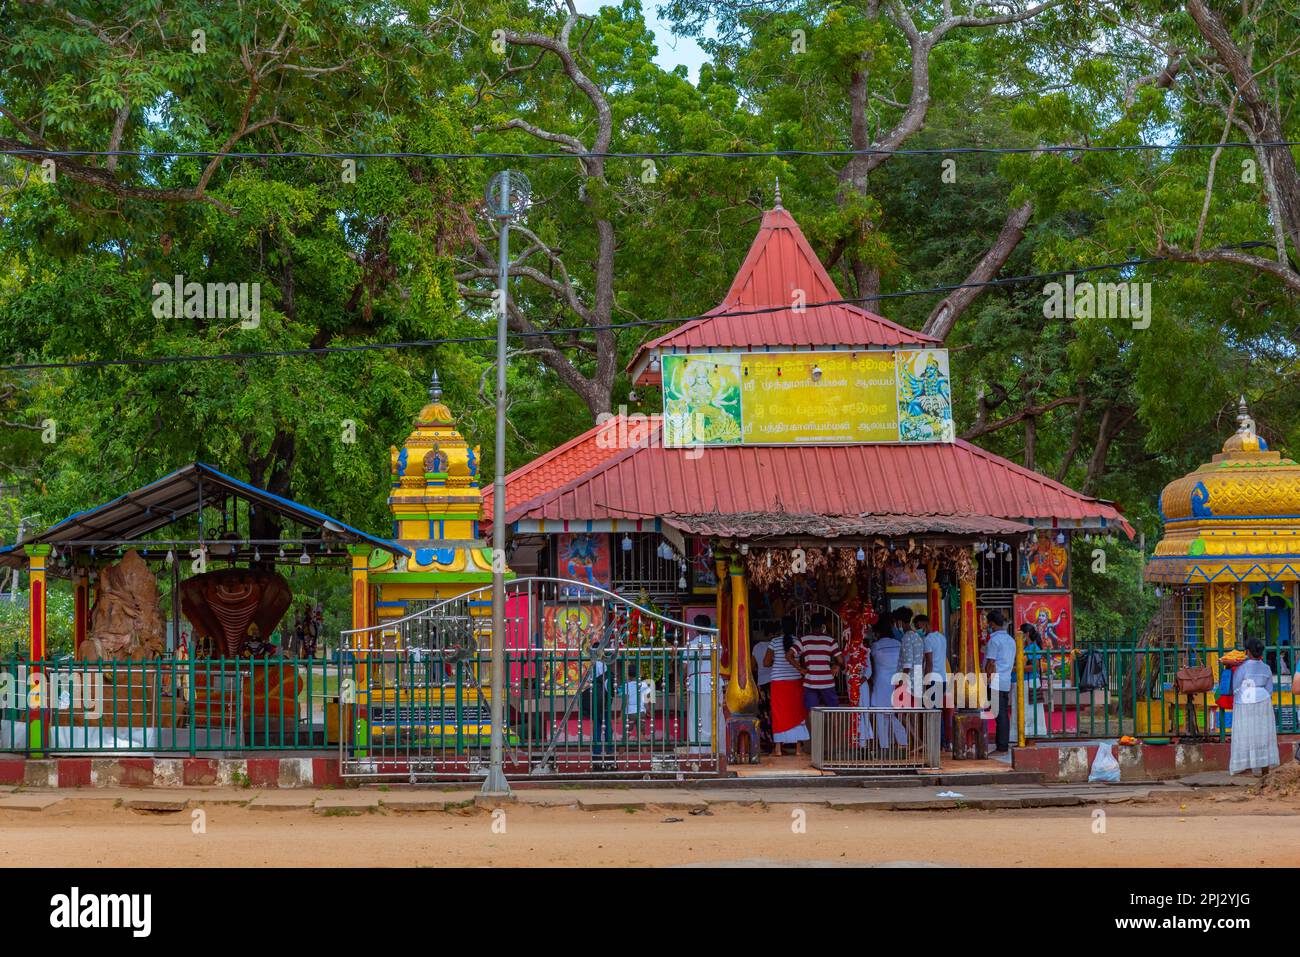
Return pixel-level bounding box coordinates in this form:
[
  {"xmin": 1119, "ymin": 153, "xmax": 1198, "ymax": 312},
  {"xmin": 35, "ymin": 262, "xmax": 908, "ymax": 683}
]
[
  {"xmin": 773, "ymin": 176, "xmax": 783, "ymax": 210},
  {"xmin": 1236, "ymin": 395, "xmax": 1252, "ymax": 433},
  {"xmin": 429, "ymin": 368, "xmax": 442, "ymax": 403}
]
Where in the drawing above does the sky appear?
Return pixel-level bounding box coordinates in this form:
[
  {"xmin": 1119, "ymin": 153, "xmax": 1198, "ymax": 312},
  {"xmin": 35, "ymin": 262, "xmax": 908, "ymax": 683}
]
[{"xmin": 572, "ymin": 0, "xmax": 712, "ymax": 82}]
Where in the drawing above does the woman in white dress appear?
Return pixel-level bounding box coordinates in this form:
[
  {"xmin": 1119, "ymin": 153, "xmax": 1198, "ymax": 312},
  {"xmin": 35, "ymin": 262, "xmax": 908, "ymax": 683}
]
[{"xmin": 1230, "ymin": 639, "xmax": 1280, "ymax": 776}]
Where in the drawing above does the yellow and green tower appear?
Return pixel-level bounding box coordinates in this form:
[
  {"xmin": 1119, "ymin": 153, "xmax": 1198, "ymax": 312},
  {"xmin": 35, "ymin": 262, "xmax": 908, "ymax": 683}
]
[{"xmin": 368, "ymin": 370, "xmax": 510, "ymax": 632}]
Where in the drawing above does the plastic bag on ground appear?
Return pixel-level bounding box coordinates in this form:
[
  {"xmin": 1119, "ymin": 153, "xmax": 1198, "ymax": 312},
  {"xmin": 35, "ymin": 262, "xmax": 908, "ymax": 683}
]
[{"xmin": 1088, "ymin": 742, "xmax": 1121, "ymax": 783}]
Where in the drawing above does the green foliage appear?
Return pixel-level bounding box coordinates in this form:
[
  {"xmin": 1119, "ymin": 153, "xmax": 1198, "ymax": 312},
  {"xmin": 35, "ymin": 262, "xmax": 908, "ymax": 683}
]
[{"xmin": 2, "ymin": 0, "xmax": 1299, "ymax": 650}]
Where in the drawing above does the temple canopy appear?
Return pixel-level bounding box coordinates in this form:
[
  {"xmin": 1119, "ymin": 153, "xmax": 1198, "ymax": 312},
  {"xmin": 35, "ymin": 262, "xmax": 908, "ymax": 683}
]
[{"xmin": 0, "ymin": 462, "xmax": 407, "ymax": 573}]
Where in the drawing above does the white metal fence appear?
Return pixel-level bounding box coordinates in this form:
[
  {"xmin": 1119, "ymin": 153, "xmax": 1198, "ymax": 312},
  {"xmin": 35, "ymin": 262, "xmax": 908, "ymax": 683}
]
[{"xmin": 810, "ymin": 707, "xmax": 942, "ymax": 771}]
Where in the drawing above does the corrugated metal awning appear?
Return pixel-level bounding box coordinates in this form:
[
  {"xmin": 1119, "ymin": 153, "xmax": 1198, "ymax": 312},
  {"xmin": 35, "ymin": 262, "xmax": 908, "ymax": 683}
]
[{"xmin": 0, "ymin": 462, "xmax": 406, "ymax": 568}]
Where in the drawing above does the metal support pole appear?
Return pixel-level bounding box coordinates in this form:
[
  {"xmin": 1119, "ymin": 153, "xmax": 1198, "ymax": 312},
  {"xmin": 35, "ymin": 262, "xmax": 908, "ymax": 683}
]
[{"xmin": 483, "ymin": 200, "xmax": 513, "ymax": 797}]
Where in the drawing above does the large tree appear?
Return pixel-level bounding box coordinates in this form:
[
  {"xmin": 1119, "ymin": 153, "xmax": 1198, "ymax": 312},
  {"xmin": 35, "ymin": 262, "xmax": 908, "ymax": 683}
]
[{"xmin": 0, "ymin": 1, "xmax": 480, "ymax": 532}]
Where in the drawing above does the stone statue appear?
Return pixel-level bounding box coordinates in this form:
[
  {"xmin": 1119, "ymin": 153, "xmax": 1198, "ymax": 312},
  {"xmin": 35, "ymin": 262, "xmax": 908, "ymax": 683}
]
[{"xmin": 80, "ymin": 550, "xmax": 166, "ymax": 661}]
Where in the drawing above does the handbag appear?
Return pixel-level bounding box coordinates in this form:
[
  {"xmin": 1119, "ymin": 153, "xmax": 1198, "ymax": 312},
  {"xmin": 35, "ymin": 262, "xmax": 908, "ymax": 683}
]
[
  {"xmin": 1175, "ymin": 646, "xmax": 1214, "ymax": 694},
  {"xmin": 1175, "ymin": 665, "xmax": 1214, "ymax": 694}
]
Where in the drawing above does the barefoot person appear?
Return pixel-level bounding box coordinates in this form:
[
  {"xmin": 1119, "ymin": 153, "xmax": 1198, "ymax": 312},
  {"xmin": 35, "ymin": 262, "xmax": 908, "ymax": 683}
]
[
  {"xmin": 768, "ymin": 616, "xmax": 809, "ymax": 756},
  {"xmin": 1230, "ymin": 638, "xmax": 1281, "ymax": 776}
]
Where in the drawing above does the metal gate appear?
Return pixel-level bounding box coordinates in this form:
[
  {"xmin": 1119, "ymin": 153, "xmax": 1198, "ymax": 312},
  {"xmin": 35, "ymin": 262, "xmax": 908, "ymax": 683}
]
[{"xmin": 337, "ymin": 577, "xmax": 721, "ymax": 780}]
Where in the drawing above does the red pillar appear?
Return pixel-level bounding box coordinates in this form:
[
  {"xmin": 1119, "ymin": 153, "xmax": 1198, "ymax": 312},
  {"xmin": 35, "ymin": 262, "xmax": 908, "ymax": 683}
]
[{"xmin": 74, "ymin": 568, "xmax": 89, "ymax": 654}]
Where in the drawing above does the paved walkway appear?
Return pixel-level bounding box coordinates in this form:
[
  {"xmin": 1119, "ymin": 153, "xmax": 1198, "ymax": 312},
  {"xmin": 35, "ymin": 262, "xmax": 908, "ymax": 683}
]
[{"xmin": 0, "ymin": 780, "xmax": 1189, "ymax": 814}]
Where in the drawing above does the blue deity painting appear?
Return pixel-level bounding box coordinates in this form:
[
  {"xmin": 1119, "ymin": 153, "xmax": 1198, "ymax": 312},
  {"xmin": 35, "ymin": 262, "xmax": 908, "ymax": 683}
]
[{"xmin": 896, "ymin": 350, "xmax": 954, "ymax": 442}]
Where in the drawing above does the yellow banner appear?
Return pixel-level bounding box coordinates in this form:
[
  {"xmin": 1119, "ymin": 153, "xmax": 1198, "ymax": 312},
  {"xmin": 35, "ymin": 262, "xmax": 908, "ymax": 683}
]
[{"xmin": 741, "ymin": 352, "xmax": 899, "ymax": 444}]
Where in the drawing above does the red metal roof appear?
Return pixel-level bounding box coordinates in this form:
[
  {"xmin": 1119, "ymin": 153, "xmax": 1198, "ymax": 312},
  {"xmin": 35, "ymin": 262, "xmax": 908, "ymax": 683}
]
[
  {"xmin": 504, "ymin": 424, "xmax": 1132, "ymax": 536},
  {"xmin": 482, "ymin": 415, "xmax": 652, "ymax": 523},
  {"xmin": 629, "ymin": 206, "xmax": 939, "ymax": 383}
]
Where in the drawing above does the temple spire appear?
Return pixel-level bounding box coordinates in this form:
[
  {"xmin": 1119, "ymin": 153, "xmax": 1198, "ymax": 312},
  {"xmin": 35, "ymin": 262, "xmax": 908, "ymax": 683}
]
[
  {"xmin": 1236, "ymin": 395, "xmax": 1254, "ymax": 435},
  {"xmin": 773, "ymin": 176, "xmax": 783, "ymax": 210},
  {"xmin": 429, "ymin": 368, "xmax": 443, "ymax": 403}
]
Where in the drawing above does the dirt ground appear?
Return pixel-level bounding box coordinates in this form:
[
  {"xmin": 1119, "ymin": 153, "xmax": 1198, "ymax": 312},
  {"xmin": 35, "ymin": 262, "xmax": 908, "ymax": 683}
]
[{"xmin": 3, "ymin": 788, "xmax": 1300, "ymax": 867}]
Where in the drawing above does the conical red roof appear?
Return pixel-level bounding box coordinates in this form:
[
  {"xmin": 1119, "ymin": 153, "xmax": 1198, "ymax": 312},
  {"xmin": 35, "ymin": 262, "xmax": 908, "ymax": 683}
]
[{"xmin": 628, "ymin": 206, "xmax": 939, "ymax": 383}]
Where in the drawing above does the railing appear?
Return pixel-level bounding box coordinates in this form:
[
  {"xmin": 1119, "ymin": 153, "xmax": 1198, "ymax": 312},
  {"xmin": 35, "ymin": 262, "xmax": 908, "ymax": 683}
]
[
  {"xmin": 337, "ymin": 646, "xmax": 720, "ymax": 779},
  {"xmin": 810, "ymin": 707, "xmax": 941, "ymax": 771},
  {"xmin": 1021, "ymin": 639, "xmax": 1298, "ymax": 740},
  {"xmin": 338, "ymin": 576, "xmax": 721, "ymax": 779},
  {"xmin": 0, "ymin": 656, "xmax": 335, "ymax": 755}
]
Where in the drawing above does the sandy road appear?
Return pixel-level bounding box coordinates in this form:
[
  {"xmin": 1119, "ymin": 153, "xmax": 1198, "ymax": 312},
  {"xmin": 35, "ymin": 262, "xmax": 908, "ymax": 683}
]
[{"xmin": 2, "ymin": 791, "xmax": 1299, "ymax": 867}]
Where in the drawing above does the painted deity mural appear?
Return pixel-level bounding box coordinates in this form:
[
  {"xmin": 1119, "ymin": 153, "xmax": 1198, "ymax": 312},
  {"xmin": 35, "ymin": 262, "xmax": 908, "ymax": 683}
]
[{"xmin": 896, "ymin": 349, "xmax": 955, "ymax": 442}]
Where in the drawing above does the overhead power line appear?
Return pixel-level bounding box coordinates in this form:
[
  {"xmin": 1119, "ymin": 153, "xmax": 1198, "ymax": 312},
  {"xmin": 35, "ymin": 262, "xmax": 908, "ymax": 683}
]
[
  {"xmin": 0, "ymin": 242, "xmax": 1272, "ymax": 373},
  {"xmin": 3, "ymin": 142, "xmax": 1300, "ymax": 162}
]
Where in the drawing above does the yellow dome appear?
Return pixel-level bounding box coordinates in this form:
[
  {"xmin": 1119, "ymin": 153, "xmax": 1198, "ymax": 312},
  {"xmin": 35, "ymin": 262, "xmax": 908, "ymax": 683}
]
[{"xmin": 1148, "ymin": 397, "xmax": 1300, "ymax": 584}]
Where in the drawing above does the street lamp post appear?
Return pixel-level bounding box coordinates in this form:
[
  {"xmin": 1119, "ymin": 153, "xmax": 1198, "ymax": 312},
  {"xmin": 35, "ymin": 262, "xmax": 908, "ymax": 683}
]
[{"xmin": 482, "ymin": 170, "xmax": 530, "ymax": 797}]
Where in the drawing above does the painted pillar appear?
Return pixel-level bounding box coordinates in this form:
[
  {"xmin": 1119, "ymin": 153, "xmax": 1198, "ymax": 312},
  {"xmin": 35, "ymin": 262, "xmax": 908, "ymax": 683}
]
[
  {"xmin": 347, "ymin": 545, "xmax": 372, "ymax": 756},
  {"xmin": 25, "ymin": 544, "xmax": 51, "ymax": 757},
  {"xmin": 348, "ymin": 545, "xmax": 372, "ymax": 637},
  {"xmin": 926, "ymin": 561, "xmax": 942, "ymax": 632},
  {"xmin": 725, "ymin": 559, "xmax": 758, "ymax": 715},
  {"xmin": 73, "ymin": 567, "xmax": 90, "ymax": 654},
  {"xmin": 25, "ymin": 545, "xmax": 50, "ymax": 660},
  {"xmin": 714, "ymin": 557, "xmax": 730, "ymax": 680},
  {"xmin": 1015, "ymin": 628, "xmax": 1026, "ymax": 747},
  {"xmin": 1207, "ymin": 581, "xmax": 1237, "ymax": 673},
  {"xmin": 958, "ymin": 562, "xmax": 978, "ymax": 677}
]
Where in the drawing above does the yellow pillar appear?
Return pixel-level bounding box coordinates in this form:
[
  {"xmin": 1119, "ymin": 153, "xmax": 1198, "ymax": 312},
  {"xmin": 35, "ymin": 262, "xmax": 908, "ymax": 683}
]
[
  {"xmin": 715, "ymin": 557, "xmax": 730, "ymax": 680},
  {"xmin": 1207, "ymin": 581, "xmax": 1236, "ymax": 675},
  {"xmin": 725, "ymin": 559, "xmax": 758, "ymax": 715},
  {"xmin": 926, "ymin": 561, "xmax": 942, "ymax": 632},
  {"xmin": 347, "ymin": 545, "xmax": 372, "ymax": 754},
  {"xmin": 1016, "ymin": 628, "xmax": 1026, "ymax": 748},
  {"xmin": 348, "ymin": 545, "xmax": 372, "ymax": 637},
  {"xmin": 958, "ymin": 562, "xmax": 978, "ymax": 676}
]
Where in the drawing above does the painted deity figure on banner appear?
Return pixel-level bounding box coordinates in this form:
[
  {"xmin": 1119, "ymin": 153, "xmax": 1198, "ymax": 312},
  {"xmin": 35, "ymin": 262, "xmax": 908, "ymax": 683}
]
[
  {"xmin": 1015, "ymin": 594, "xmax": 1072, "ymax": 651},
  {"xmin": 896, "ymin": 351, "xmax": 954, "ymax": 442},
  {"xmin": 558, "ymin": 533, "xmax": 610, "ymax": 594},
  {"xmin": 541, "ymin": 604, "xmax": 605, "ymax": 693},
  {"xmin": 662, "ymin": 355, "xmax": 743, "ymax": 446},
  {"xmin": 1019, "ymin": 531, "xmax": 1070, "ymax": 590}
]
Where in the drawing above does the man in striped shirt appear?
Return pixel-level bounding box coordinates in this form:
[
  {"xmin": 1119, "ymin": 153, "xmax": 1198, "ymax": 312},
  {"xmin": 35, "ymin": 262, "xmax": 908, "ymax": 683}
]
[{"xmin": 789, "ymin": 614, "xmax": 843, "ymax": 718}]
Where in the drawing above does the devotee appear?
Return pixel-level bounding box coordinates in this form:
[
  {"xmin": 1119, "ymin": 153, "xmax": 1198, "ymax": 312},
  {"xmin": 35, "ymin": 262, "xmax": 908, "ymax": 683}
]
[
  {"xmin": 869, "ymin": 619, "xmax": 907, "ymax": 747},
  {"xmin": 894, "ymin": 607, "xmax": 925, "ymax": 705},
  {"xmin": 916, "ymin": 613, "xmax": 948, "ymax": 748},
  {"xmin": 790, "ymin": 614, "xmax": 843, "ymax": 735},
  {"xmin": 685, "ymin": 616, "xmax": 717, "ymax": 751},
  {"xmin": 1230, "ymin": 638, "xmax": 1281, "ymax": 776},
  {"xmin": 751, "ymin": 624, "xmax": 776, "ymax": 752},
  {"xmin": 587, "ymin": 632, "xmax": 613, "ymax": 766},
  {"xmin": 767, "ymin": 616, "xmax": 810, "ymax": 756},
  {"xmin": 984, "ymin": 610, "xmax": 1016, "ymax": 754}
]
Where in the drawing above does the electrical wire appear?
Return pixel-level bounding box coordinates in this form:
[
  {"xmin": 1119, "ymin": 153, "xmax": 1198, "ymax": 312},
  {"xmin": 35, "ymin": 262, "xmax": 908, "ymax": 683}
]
[
  {"xmin": 0, "ymin": 241, "xmax": 1273, "ymax": 373},
  {"xmin": 3, "ymin": 142, "xmax": 1300, "ymax": 162}
]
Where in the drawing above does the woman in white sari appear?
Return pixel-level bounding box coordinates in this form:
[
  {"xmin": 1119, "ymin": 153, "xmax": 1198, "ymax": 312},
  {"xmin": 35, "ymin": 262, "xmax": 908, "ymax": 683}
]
[{"xmin": 1230, "ymin": 639, "xmax": 1280, "ymax": 776}]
